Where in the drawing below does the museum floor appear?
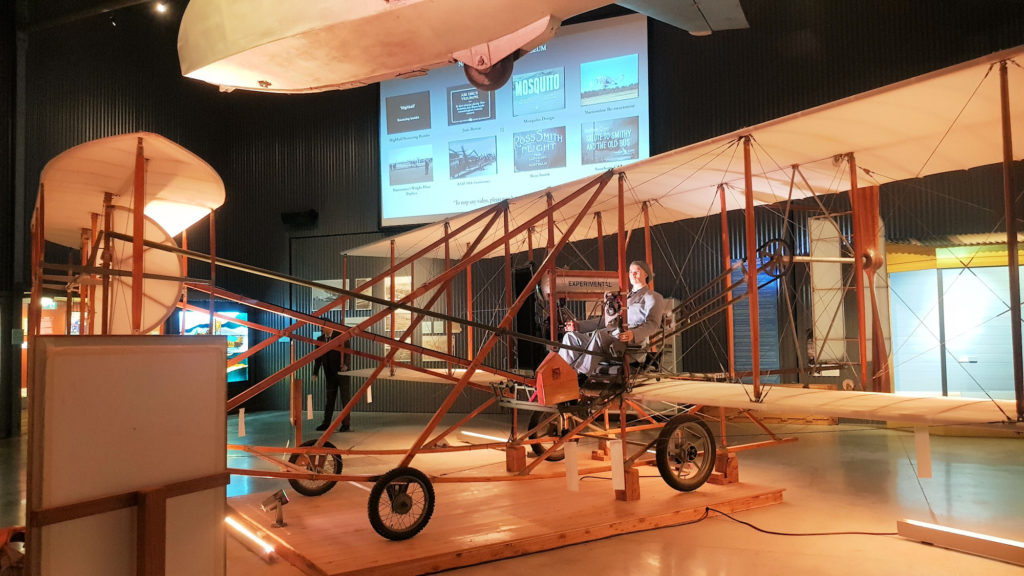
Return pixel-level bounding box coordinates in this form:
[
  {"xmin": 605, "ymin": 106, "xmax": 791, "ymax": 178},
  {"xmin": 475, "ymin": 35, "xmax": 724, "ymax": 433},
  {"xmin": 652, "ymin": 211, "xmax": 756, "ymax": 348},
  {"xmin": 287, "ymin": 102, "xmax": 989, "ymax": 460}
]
[{"xmin": 2, "ymin": 409, "xmax": 1022, "ymax": 575}]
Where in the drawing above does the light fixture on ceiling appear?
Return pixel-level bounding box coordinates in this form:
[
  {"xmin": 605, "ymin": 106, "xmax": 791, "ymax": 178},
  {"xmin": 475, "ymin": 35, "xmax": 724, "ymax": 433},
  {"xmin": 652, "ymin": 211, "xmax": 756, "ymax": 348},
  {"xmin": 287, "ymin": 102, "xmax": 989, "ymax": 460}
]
[{"xmin": 155, "ymin": 2, "xmax": 168, "ymax": 14}]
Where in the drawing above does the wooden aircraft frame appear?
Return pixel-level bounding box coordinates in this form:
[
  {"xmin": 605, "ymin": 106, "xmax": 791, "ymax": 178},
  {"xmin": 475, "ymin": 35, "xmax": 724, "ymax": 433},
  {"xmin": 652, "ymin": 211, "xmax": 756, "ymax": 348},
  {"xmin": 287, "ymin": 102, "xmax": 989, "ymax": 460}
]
[{"xmin": 26, "ymin": 46, "xmax": 1024, "ymax": 543}]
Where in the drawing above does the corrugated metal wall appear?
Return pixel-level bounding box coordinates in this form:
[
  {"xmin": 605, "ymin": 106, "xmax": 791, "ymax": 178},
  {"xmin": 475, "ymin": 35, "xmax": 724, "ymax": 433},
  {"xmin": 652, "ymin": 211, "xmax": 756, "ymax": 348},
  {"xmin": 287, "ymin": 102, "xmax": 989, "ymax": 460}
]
[
  {"xmin": 648, "ymin": 1, "xmax": 1024, "ymax": 152},
  {"xmin": 1, "ymin": 3, "xmax": 17, "ymax": 438},
  {"xmin": 11, "ymin": 0, "xmax": 1024, "ymax": 413}
]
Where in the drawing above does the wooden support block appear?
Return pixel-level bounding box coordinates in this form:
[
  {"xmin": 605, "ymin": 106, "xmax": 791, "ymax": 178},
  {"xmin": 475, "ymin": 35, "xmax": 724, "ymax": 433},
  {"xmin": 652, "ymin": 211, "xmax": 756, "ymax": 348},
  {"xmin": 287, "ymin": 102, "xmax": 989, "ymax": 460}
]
[
  {"xmin": 615, "ymin": 468, "xmax": 640, "ymax": 501},
  {"xmin": 591, "ymin": 439, "xmax": 610, "ymax": 461},
  {"xmin": 708, "ymin": 451, "xmax": 739, "ymax": 485},
  {"xmin": 505, "ymin": 446, "xmax": 527, "ymax": 473}
]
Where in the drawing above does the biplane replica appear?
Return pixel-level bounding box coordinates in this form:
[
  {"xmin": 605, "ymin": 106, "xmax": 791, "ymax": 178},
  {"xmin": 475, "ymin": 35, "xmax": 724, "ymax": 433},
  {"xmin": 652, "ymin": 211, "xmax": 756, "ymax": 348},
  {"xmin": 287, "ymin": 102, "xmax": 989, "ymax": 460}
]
[
  {"xmin": 177, "ymin": 0, "xmax": 749, "ymax": 93},
  {"xmin": 26, "ymin": 44, "xmax": 1024, "ymax": 556}
]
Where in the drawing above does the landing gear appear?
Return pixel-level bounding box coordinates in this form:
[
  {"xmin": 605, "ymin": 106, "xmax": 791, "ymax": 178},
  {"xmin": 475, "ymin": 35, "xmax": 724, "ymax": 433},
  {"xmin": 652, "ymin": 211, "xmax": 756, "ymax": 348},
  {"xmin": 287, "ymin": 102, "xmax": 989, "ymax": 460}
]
[
  {"xmin": 527, "ymin": 410, "xmax": 568, "ymax": 461},
  {"xmin": 655, "ymin": 414, "xmax": 716, "ymax": 492},
  {"xmin": 287, "ymin": 439, "xmax": 343, "ymax": 496},
  {"xmin": 367, "ymin": 467, "xmax": 435, "ymax": 540},
  {"xmin": 464, "ymin": 54, "xmax": 515, "ymax": 91}
]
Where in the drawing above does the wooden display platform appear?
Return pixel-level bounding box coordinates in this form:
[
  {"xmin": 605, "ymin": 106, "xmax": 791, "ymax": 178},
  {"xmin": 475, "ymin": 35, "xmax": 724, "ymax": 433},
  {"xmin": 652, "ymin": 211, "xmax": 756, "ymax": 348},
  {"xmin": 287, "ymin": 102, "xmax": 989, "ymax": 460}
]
[{"xmin": 228, "ymin": 467, "xmax": 783, "ymax": 575}]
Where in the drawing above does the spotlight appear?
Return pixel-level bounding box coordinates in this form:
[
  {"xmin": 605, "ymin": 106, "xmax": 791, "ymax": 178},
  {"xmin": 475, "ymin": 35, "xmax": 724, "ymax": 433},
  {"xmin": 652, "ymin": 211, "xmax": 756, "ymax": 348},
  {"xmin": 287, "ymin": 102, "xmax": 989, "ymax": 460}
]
[
  {"xmin": 155, "ymin": 2, "xmax": 168, "ymax": 14},
  {"xmin": 224, "ymin": 516, "xmax": 275, "ymax": 563},
  {"xmin": 260, "ymin": 489, "xmax": 290, "ymax": 528}
]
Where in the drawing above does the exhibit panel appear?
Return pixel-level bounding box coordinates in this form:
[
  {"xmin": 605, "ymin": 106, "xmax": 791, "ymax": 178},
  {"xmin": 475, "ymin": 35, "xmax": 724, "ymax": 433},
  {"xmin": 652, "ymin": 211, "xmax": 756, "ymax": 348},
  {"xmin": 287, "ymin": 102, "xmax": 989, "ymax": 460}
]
[{"xmin": 28, "ymin": 335, "xmax": 227, "ymax": 576}]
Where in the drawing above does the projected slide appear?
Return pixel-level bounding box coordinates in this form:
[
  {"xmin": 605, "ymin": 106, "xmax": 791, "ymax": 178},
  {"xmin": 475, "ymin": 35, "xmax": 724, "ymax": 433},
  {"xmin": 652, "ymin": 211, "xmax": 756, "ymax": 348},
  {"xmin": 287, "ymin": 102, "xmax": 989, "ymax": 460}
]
[
  {"xmin": 448, "ymin": 85, "xmax": 495, "ymax": 125},
  {"xmin": 380, "ymin": 14, "xmax": 650, "ymax": 226},
  {"xmin": 450, "ymin": 136, "xmax": 498, "ymax": 179},
  {"xmin": 514, "ymin": 126, "xmax": 567, "ymax": 172},
  {"xmin": 581, "ymin": 54, "xmax": 640, "ymax": 105},
  {"xmin": 513, "ymin": 68, "xmax": 565, "ymax": 117},
  {"xmin": 581, "ymin": 116, "xmax": 639, "ymax": 165}
]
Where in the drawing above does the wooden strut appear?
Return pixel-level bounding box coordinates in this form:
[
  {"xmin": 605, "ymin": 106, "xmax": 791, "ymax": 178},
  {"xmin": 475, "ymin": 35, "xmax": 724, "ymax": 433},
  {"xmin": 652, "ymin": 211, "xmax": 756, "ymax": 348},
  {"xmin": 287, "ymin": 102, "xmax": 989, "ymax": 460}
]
[
  {"xmin": 178, "ymin": 277, "xmax": 550, "ymax": 381},
  {"xmin": 84, "ymin": 168, "xmax": 698, "ymax": 489},
  {"xmin": 309, "ymin": 215, "xmax": 509, "ymax": 439},
  {"xmin": 547, "ymin": 193, "xmax": 557, "ymax": 341},
  {"xmin": 445, "ymin": 222, "xmax": 454, "ymax": 375},
  {"xmin": 197, "ymin": 194, "xmax": 507, "ymax": 380},
  {"xmin": 395, "ymin": 174, "xmax": 614, "ymax": 469},
  {"xmin": 503, "ymin": 206, "xmax": 513, "ymax": 371},
  {"xmin": 234, "ymin": 172, "xmax": 614, "ymax": 436},
  {"xmin": 849, "ymin": 154, "xmax": 870, "ymax": 391},
  {"xmin": 101, "ymin": 192, "xmax": 113, "ymax": 335},
  {"xmin": 743, "ymin": 137, "xmax": 761, "ymax": 400},
  {"xmin": 131, "ymin": 137, "xmax": 145, "ymax": 334},
  {"xmin": 208, "ymin": 207, "xmax": 217, "ymax": 339},
  {"xmin": 390, "ymin": 239, "xmax": 396, "ymax": 375},
  {"xmin": 217, "ymin": 172, "xmax": 613, "ymax": 412},
  {"xmin": 720, "ymin": 184, "xmax": 736, "ymax": 380},
  {"xmin": 998, "ymin": 60, "xmax": 1024, "ymax": 421}
]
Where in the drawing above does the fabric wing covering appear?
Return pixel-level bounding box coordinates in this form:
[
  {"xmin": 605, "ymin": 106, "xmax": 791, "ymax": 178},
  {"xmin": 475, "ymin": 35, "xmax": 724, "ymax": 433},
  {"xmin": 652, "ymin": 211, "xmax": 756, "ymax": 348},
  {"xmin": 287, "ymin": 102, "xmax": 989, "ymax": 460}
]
[
  {"xmin": 632, "ymin": 380, "xmax": 1018, "ymax": 426},
  {"xmin": 347, "ymin": 45, "xmax": 1024, "ymax": 260},
  {"xmin": 37, "ymin": 131, "xmax": 225, "ymax": 249}
]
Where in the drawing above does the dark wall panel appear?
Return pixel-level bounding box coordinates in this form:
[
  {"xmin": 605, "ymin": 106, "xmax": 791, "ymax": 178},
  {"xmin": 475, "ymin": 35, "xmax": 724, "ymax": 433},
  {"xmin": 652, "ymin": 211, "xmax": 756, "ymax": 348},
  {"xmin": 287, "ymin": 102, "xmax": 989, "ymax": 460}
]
[
  {"xmin": 1, "ymin": 0, "xmax": 18, "ymax": 438},
  {"xmin": 1, "ymin": 5, "xmax": 15, "ymax": 290},
  {"xmin": 649, "ymin": 0, "xmax": 1024, "ymax": 154}
]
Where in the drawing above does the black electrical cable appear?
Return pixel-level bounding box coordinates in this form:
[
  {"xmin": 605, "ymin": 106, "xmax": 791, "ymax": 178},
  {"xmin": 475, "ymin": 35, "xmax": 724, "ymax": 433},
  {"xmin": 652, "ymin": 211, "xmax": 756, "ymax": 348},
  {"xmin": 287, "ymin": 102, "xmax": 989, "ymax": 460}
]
[
  {"xmin": 578, "ymin": 475, "xmax": 898, "ymax": 537},
  {"xmin": 706, "ymin": 507, "xmax": 898, "ymax": 536}
]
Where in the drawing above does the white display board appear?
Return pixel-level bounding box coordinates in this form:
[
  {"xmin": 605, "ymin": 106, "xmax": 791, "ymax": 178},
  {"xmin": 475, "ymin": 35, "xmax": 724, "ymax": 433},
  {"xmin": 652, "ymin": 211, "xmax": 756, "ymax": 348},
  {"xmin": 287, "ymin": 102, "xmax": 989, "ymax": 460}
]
[{"xmin": 29, "ymin": 336, "xmax": 227, "ymax": 576}]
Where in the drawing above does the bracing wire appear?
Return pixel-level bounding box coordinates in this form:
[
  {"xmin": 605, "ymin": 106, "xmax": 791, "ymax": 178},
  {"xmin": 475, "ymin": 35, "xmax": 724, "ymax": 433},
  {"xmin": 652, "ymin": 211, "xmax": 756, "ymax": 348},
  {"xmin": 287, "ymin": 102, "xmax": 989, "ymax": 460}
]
[{"xmin": 915, "ymin": 62, "xmax": 996, "ymax": 178}]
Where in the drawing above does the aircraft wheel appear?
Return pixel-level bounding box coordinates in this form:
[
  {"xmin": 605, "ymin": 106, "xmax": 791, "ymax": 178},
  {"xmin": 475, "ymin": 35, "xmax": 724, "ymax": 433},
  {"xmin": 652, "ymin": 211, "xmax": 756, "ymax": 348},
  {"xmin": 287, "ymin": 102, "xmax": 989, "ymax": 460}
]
[
  {"xmin": 528, "ymin": 410, "xmax": 567, "ymax": 461},
  {"xmin": 464, "ymin": 54, "xmax": 515, "ymax": 91},
  {"xmin": 287, "ymin": 439, "xmax": 343, "ymax": 497},
  {"xmin": 655, "ymin": 414, "xmax": 716, "ymax": 492},
  {"xmin": 367, "ymin": 467, "xmax": 435, "ymax": 541}
]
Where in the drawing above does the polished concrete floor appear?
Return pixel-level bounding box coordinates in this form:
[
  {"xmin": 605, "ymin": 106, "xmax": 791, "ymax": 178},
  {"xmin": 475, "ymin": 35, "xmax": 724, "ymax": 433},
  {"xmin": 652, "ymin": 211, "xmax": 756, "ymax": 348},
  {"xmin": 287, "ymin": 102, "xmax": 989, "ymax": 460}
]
[{"xmin": 2, "ymin": 409, "xmax": 1022, "ymax": 575}]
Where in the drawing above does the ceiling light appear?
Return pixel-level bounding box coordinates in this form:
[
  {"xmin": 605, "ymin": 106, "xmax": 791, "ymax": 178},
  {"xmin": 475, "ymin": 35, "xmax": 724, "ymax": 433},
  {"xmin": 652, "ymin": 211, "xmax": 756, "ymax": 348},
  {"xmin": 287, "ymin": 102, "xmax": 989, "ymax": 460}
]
[{"xmin": 155, "ymin": 3, "xmax": 168, "ymax": 14}]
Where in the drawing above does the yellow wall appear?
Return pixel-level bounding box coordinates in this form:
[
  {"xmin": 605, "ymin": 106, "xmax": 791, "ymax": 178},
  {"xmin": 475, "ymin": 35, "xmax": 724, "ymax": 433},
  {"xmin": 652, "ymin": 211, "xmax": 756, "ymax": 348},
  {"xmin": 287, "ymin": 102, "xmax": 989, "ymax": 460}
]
[{"xmin": 887, "ymin": 244, "xmax": 1024, "ymax": 273}]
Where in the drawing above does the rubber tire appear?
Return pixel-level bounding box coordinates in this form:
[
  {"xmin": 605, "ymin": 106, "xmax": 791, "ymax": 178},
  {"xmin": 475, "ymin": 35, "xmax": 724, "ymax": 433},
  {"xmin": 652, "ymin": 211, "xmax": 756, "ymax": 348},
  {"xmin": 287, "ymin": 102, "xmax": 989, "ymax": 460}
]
[
  {"xmin": 287, "ymin": 439, "xmax": 342, "ymax": 497},
  {"xmin": 655, "ymin": 414, "xmax": 716, "ymax": 492},
  {"xmin": 463, "ymin": 54, "xmax": 515, "ymax": 91},
  {"xmin": 528, "ymin": 410, "xmax": 566, "ymax": 462},
  {"xmin": 367, "ymin": 467, "xmax": 435, "ymax": 541}
]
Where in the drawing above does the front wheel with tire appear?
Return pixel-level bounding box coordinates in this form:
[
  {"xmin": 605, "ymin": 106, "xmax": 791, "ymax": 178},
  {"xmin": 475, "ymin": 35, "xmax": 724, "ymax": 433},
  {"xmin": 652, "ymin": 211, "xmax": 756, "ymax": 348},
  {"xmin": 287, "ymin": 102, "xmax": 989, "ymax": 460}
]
[
  {"xmin": 463, "ymin": 54, "xmax": 515, "ymax": 91},
  {"xmin": 655, "ymin": 414, "xmax": 716, "ymax": 492},
  {"xmin": 368, "ymin": 467, "xmax": 435, "ymax": 541},
  {"xmin": 287, "ymin": 439, "xmax": 342, "ymax": 497}
]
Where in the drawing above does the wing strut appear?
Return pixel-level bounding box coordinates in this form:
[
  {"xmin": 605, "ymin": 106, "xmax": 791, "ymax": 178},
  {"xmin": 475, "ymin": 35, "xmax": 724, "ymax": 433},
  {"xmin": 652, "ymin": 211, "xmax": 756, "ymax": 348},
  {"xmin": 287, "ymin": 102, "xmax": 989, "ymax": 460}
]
[{"xmin": 999, "ymin": 61, "xmax": 1024, "ymax": 421}]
